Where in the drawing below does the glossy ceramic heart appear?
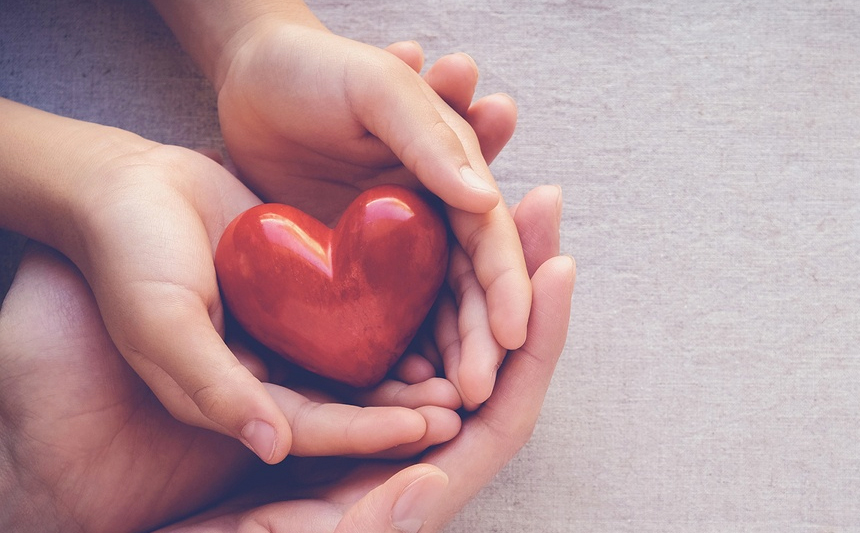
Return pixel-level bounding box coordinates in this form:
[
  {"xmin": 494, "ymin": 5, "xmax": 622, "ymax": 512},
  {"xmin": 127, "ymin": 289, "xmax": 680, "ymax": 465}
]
[{"xmin": 215, "ymin": 185, "xmax": 448, "ymax": 387}]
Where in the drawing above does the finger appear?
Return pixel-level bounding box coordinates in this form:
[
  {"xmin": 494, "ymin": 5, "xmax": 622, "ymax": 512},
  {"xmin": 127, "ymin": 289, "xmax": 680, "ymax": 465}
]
[
  {"xmin": 423, "ymin": 255, "xmax": 575, "ymax": 529},
  {"xmin": 466, "ymin": 92, "xmax": 518, "ymax": 165},
  {"xmin": 448, "ymin": 203, "xmax": 532, "ymax": 350},
  {"xmin": 350, "ymin": 51, "xmax": 500, "ymax": 213},
  {"xmin": 334, "ymin": 464, "xmax": 448, "ymax": 533},
  {"xmin": 264, "ymin": 383, "xmax": 428, "ymax": 456},
  {"xmin": 393, "ymin": 318, "xmax": 444, "ymax": 383},
  {"xmin": 412, "ymin": 316, "xmax": 444, "ymax": 372},
  {"xmin": 361, "ymin": 406, "xmax": 461, "ymax": 460},
  {"xmin": 113, "ymin": 298, "xmax": 292, "ymax": 464},
  {"xmin": 356, "ymin": 377, "xmax": 462, "ymax": 410},
  {"xmin": 480, "ymin": 256, "xmax": 575, "ymax": 449},
  {"xmin": 384, "ymin": 40, "xmax": 425, "ymax": 73},
  {"xmin": 512, "ymin": 184, "xmax": 564, "ymax": 277},
  {"xmin": 424, "ymin": 52, "xmax": 479, "ymax": 117},
  {"xmin": 445, "ymin": 243, "xmax": 506, "ymax": 408},
  {"xmin": 353, "ymin": 47, "xmax": 529, "ymax": 347},
  {"xmin": 422, "ymin": 55, "xmax": 516, "ymax": 164},
  {"xmin": 393, "ymin": 352, "xmax": 438, "ymax": 384},
  {"xmin": 432, "ymin": 286, "xmax": 473, "ymax": 408}
]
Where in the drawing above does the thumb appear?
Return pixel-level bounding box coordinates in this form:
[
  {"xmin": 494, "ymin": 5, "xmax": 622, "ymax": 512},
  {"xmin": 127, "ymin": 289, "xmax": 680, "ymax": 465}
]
[
  {"xmin": 107, "ymin": 289, "xmax": 293, "ymax": 464},
  {"xmin": 350, "ymin": 50, "xmax": 499, "ymax": 213},
  {"xmin": 335, "ymin": 464, "xmax": 448, "ymax": 533}
]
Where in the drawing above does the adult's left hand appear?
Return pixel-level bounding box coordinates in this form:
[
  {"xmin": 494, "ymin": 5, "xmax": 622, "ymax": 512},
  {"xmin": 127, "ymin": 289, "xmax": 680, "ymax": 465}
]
[{"xmin": 161, "ymin": 184, "xmax": 575, "ymax": 532}]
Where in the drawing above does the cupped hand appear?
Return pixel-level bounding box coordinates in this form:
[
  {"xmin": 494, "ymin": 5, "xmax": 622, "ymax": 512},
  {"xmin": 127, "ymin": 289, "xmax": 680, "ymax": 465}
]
[
  {"xmin": 0, "ymin": 99, "xmax": 462, "ymax": 466},
  {"xmin": 0, "ymin": 184, "xmax": 570, "ymax": 533},
  {"xmin": 218, "ymin": 27, "xmax": 528, "ymax": 406},
  {"xmin": 156, "ymin": 184, "xmax": 574, "ymax": 532},
  {"xmin": 0, "ymin": 237, "xmax": 457, "ymax": 532}
]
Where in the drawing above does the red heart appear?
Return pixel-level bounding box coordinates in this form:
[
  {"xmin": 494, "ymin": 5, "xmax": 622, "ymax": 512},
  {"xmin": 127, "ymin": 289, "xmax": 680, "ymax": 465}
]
[{"xmin": 215, "ymin": 185, "xmax": 448, "ymax": 387}]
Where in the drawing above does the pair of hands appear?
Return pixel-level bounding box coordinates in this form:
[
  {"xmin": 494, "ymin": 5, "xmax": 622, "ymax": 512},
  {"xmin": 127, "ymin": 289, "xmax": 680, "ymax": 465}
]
[
  {"xmin": 0, "ymin": 6, "xmax": 576, "ymax": 531},
  {"xmin": 0, "ymin": 185, "xmax": 572, "ymax": 533},
  {"xmin": 22, "ymin": 25, "xmax": 528, "ymax": 462}
]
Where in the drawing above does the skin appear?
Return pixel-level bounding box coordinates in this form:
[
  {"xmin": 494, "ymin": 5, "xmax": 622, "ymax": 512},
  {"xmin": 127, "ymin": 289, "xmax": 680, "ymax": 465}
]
[
  {"xmin": 0, "ymin": 43, "xmax": 517, "ymax": 462},
  {"xmin": 0, "ymin": 96, "xmax": 463, "ymax": 464},
  {"xmin": 0, "ymin": 184, "xmax": 573, "ymax": 533},
  {"xmin": 151, "ymin": 0, "xmax": 532, "ymax": 406},
  {"xmin": 0, "ymin": 4, "xmax": 567, "ymax": 528}
]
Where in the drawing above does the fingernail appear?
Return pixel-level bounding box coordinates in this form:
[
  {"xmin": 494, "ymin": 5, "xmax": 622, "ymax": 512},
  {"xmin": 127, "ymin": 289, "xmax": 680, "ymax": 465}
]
[
  {"xmin": 458, "ymin": 51, "xmax": 479, "ymax": 72},
  {"xmin": 392, "ymin": 471, "xmax": 448, "ymax": 533},
  {"xmin": 241, "ymin": 420, "xmax": 276, "ymax": 463},
  {"xmin": 461, "ymin": 167, "xmax": 497, "ymax": 195},
  {"xmin": 554, "ymin": 184, "xmax": 564, "ymax": 225}
]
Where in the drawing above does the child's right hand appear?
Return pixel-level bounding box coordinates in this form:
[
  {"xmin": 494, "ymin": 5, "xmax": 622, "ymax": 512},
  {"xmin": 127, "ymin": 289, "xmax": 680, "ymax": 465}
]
[
  {"xmin": 0, "ymin": 97, "xmax": 462, "ymax": 463},
  {"xmin": 150, "ymin": 0, "xmax": 531, "ymax": 409}
]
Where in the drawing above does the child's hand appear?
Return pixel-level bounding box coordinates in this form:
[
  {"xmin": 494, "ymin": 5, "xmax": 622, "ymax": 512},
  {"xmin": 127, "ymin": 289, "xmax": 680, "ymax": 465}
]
[
  {"xmin": 0, "ymin": 98, "xmax": 458, "ymax": 464},
  {"xmin": 152, "ymin": 1, "xmax": 532, "ymax": 406}
]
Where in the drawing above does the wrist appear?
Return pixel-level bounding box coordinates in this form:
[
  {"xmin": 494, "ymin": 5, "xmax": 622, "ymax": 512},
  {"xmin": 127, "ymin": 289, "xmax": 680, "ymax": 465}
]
[
  {"xmin": 150, "ymin": 0, "xmax": 327, "ymax": 91},
  {"xmin": 0, "ymin": 98, "xmax": 156, "ymax": 260}
]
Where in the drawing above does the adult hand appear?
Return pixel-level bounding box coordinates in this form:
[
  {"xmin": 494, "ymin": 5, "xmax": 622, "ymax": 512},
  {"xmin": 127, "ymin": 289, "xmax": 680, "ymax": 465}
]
[
  {"xmin": 159, "ymin": 184, "xmax": 575, "ymax": 532},
  {"xmin": 0, "ymin": 241, "xmax": 452, "ymax": 532},
  {"xmin": 0, "ymin": 183, "xmax": 571, "ymax": 533}
]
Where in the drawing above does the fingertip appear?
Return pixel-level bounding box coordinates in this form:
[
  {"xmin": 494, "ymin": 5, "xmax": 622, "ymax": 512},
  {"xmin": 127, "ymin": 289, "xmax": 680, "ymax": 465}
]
[
  {"xmin": 493, "ymin": 265, "xmax": 532, "ymax": 350},
  {"xmin": 385, "ymin": 40, "xmax": 425, "ymax": 73},
  {"xmin": 458, "ymin": 364, "xmax": 496, "ymax": 409},
  {"xmin": 394, "ymin": 352, "xmax": 438, "ymax": 384},
  {"xmin": 335, "ymin": 464, "xmax": 447, "ymax": 533},
  {"xmin": 416, "ymin": 405, "xmax": 462, "ymax": 445},
  {"xmin": 227, "ymin": 379, "xmax": 293, "ymax": 463},
  {"xmin": 391, "ymin": 466, "xmax": 449, "ymax": 533},
  {"xmin": 457, "ymin": 167, "xmax": 501, "ymax": 211},
  {"xmin": 424, "ymin": 52, "xmax": 479, "ymax": 117},
  {"xmin": 489, "ymin": 294, "xmax": 530, "ymax": 350},
  {"xmin": 456, "ymin": 330, "xmax": 507, "ymax": 408},
  {"xmin": 358, "ymin": 377, "xmax": 462, "ymax": 412},
  {"xmin": 241, "ymin": 414, "xmax": 293, "ymax": 464},
  {"xmin": 535, "ymin": 254, "xmax": 576, "ymax": 292},
  {"xmin": 240, "ymin": 419, "xmax": 278, "ymax": 463},
  {"xmin": 555, "ymin": 254, "xmax": 577, "ymax": 297},
  {"xmin": 399, "ymin": 406, "xmax": 431, "ymax": 444},
  {"xmin": 466, "ymin": 92, "xmax": 518, "ymax": 164},
  {"xmin": 563, "ymin": 254, "xmax": 577, "ymax": 279}
]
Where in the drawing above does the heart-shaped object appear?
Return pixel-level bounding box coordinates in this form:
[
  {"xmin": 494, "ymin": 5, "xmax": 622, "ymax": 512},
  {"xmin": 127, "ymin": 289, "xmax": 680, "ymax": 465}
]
[{"xmin": 215, "ymin": 185, "xmax": 448, "ymax": 387}]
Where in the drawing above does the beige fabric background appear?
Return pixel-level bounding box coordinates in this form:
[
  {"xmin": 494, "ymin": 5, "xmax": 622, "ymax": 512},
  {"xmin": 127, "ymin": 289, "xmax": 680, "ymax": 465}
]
[{"xmin": 1, "ymin": 0, "xmax": 858, "ymax": 531}]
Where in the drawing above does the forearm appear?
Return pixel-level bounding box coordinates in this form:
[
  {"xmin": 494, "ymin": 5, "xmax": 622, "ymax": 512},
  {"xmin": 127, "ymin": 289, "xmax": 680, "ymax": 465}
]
[
  {"xmin": 150, "ymin": 0, "xmax": 327, "ymax": 90},
  {"xmin": 0, "ymin": 98, "xmax": 150, "ymax": 254}
]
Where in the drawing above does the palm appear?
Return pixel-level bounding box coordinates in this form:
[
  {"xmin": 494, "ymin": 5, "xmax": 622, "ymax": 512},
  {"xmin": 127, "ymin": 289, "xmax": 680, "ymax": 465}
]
[
  {"xmin": 1, "ymin": 184, "xmax": 571, "ymax": 533},
  {"xmin": 158, "ymin": 185, "xmax": 574, "ymax": 533},
  {"xmin": 0, "ymin": 246, "xmax": 253, "ymax": 533}
]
